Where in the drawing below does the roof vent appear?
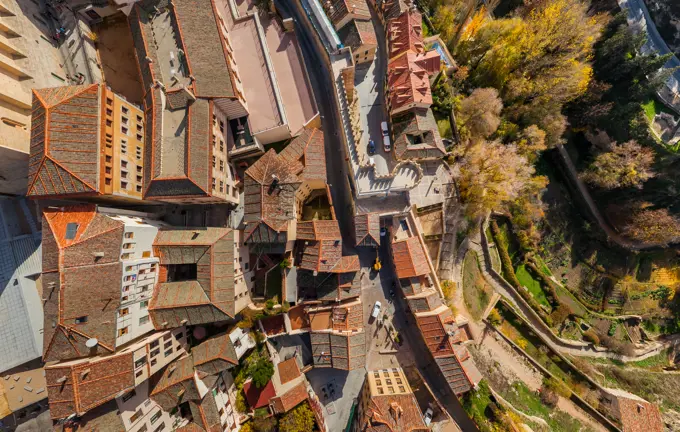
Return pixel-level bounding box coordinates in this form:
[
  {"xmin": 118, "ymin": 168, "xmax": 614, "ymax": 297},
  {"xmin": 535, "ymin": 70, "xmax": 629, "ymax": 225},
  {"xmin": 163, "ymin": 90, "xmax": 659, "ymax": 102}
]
[{"xmin": 86, "ymin": 338, "xmax": 98, "ymax": 348}]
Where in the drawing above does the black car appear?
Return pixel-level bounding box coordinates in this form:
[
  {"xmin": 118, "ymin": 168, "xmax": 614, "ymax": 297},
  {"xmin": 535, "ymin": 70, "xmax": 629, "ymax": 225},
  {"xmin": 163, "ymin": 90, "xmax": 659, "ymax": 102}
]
[{"xmin": 367, "ymin": 139, "xmax": 376, "ymax": 155}]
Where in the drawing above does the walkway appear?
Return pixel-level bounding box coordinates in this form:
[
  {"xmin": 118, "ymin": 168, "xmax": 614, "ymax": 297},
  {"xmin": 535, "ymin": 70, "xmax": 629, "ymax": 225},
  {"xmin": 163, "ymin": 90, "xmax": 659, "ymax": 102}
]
[{"xmin": 466, "ymin": 219, "xmax": 675, "ymax": 362}]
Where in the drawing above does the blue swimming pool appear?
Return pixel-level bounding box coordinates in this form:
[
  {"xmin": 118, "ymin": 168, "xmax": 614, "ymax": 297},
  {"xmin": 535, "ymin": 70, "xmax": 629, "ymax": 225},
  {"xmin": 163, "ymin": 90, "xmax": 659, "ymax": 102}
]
[{"xmin": 430, "ymin": 41, "xmax": 452, "ymax": 67}]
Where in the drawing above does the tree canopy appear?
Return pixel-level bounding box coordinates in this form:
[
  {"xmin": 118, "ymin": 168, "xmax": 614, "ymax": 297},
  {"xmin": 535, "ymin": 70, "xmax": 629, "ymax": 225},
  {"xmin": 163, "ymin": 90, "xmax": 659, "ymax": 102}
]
[
  {"xmin": 582, "ymin": 140, "xmax": 655, "ymax": 189},
  {"xmin": 279, "ymin": 403, "xmax": 316, "ymax": 432}
]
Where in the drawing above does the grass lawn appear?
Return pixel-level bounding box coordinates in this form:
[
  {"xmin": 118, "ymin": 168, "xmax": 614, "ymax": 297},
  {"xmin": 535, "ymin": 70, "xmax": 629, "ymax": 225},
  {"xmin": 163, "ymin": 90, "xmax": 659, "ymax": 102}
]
[
  {"xmin": 265, "ymin": 267, "xmax": 283, "ymax": 302},
  {"xmin": 434, "ymin": 112, "xmax": 453, "ymax": 139},
  {"xmin": 462, "ymin": 251, "xmax": 493, "ymax": 320},
  {"xmin": 462, "ymin": 380, "xmax": 499, "ymax": 430},
  {"xmin": 501, "ymin": 382, "xmax": 591, "ymax": 432},
  {"xmin": 641, "ymin": 97, "xmax": 674, "ymax": 122},
  {"xmin": 516, "ymin": 264, "xmax": 550, "ymax": 308}
]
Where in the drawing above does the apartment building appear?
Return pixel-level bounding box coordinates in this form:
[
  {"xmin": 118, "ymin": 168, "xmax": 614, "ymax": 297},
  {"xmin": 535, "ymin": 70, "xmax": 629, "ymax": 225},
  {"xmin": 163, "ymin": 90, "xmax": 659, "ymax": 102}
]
[
  {"xmin": 27, "ymin": 84, "xmax": 147, "ymax": 201},
  {"xmin": 0, "ymin": 0, "xmax": 67, "ymax": 195},
  {"xmin": 338, "ymin": 19, "xmax": 378, "ymax": 65},
  {"xmin": 307, "ymin": 299, "xmax": 366, "ymax": 370},
  {"xmin": 383, "ymin": 8, "xmax": 447, "ymax": 162},
  {"xmin": 41, "ymin": 205, "xmax": 166, "ymax": 362},
  {"xmin": 352, "ymin": 367, "xmax": 429, "ymax": 431},
  {"xmin": 128, "ymin": 0, "xmax": 246, "ymax": 204},
  {"xmin": 148, "ymin": 226, "xmax": 249, "ymax": 328},
  {"xmin": 44, "ymin": 326, "xmax": 188, "ymax": 421}
]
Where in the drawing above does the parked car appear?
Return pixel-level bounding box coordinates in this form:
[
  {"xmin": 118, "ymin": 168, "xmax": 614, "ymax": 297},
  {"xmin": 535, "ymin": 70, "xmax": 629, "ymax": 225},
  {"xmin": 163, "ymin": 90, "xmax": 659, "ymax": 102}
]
[
  {"xmin": 380, "ymin": 227, "xmax": 387, "ymax": 237},
  {"xmin": 367, "ymin": 139, "xmax": 376, "ymax": 155},
  {"xmin": 371, "ymin": 301, "xmax": 382, "ymax": 318},
  {"xmin": 424, "ymin": 408, "xmax": 433, "ymax": 426},
  {"xmin": 381, "ymin": 122, "xmax": 391, "ymax": 152}
]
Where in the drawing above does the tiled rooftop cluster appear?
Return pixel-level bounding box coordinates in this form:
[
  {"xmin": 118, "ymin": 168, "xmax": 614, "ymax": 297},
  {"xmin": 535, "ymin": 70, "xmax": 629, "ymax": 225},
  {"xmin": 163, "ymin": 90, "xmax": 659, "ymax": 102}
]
[
  {"xmin": 388, "ymin": 215, "xmax": 479, "ymax": 396},
  {"xmin": 384, "ymin": 7, "xmax": 447, "ymax": 161}
]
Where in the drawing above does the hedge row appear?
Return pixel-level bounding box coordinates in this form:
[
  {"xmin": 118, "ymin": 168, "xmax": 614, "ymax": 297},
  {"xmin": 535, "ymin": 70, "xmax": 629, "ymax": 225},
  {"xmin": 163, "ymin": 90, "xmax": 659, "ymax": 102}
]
[{"xmin": 489, "ymin": 220, "xmax": 553, "ymax": 326}]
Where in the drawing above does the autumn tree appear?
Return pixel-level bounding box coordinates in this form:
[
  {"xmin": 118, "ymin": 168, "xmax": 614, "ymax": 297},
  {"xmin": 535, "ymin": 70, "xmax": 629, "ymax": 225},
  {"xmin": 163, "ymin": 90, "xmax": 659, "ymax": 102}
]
[
  {"xmin": 616, "ymin": 202, "xmax": 680, "ymax": 244},
  {"xmin": 432, "ymin": 0, "xmax": 479, "ymax": 50},
  {"xmin": 457, "ymin": 139, "xmax": 535, "ymax": 219},
  {"xmin": 252, "ymin": 413, "xmax": 277, "ymax": 432},
  {"xmin": 508, "ymin": 174, "xmax": 548, "ymax": 252},
  {"xmin": 457, "ymin": 88, "xmax": 503, "ymax": 138},
  {"xmin": 279, "ymin": 403, "xmax": 315, "ymax": 432},
  {"xmin": 514, "ymin": 125, "xmax": 547, "ymax": 160},
  {"xmin": 457, "ymin": 0, "xmax": 602, "ymax": 145},
  {"xmin": 582, "ymin": 140, "xmax": 655, "ymax": 189}
]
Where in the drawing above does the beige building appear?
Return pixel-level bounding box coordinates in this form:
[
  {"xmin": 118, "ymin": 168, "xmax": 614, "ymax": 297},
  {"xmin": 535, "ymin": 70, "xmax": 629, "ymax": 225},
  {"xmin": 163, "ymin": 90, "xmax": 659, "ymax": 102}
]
[
  {"xmin": 0, "ymin": 0, "xmax": 69, "ymax": 195},
  {"xmin": 27, "ymin": 84, "xmax": 146, "ymax": 202},
  {"xmin": 353, "ymin": 368, "xmax": 429, "ymax": 431}
]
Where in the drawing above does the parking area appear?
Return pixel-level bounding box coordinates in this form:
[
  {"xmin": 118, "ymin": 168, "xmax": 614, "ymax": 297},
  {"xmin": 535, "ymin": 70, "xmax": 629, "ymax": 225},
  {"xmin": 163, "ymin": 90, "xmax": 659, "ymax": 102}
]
[{"xmin": 355, "ymin": 62, "xmax": 392, "ymax": 176}]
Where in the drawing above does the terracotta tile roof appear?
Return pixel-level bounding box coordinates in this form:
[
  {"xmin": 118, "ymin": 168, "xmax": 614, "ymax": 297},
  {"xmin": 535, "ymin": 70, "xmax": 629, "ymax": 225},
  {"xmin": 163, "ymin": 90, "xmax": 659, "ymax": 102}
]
[
  {"xmin": 406, "ymin": 290, "xmax": 443, "ymax": 312},
  {"xmin": 415, "ymin": 314, "xmax": 473, "ymax": 395},
  {"xmin": 278, "ymin": 358, "xmax": 302, "ymax": 385},
  {"xmin": 391, "ymin": 109, "xmax": 446, "ymax": 160},
  {"xmin": 288, "ymin": 304, "xmax": 311, "ymax": 330},
  {"xmin": 298, "ymin": 270, "xmax": 362, "ymax": 301},
  {"xmin": 244, "ymin": 149, "xmax": 300, "ymax": 244},
  {"xmin": 387, "ymin": 9, "xmax": 424, "ymax": 58},
  {"xmin": 167, "ymin": 0, "xmax": 235, "ymax": 99},
  {"xmin": 260, "ymin": 314, "xmax": 286, "ymax": 336},
  {"xmin": 392, "ymin": 236, "xmax": 430, "ymax": 279},
  {"xmin": 45, "ymin": 352, "xmax": 134, "ymax": 419},
  {"xmin": 243, "ymin": 379, "xmax": 276, "ymax": 410},
  {"xmin": 42, "ymin": 206, "xmax": 125, "ymax": 363},
  {"xmin": 355, "ymin": 213, "xmax": 380, "ymax": 247},
  {"xmin": 28, "ymin": 85, "xmax": 101, "ymax": 197},
  {"xmin": 297, "ymin": 220, "xmax": 342, "ymax": 241},
  {"xmin": 192, "ymin": 332, "xmax": 238, "ymax": 376},
  {"xmin": 324, "ymin": 0, "xmax": 371, "ymax": 27},
  {"xmin": 278, "ymin": 128, "xmax": 327, "ymax": 182},
  {"xmin": 59, "ymin": 400, "xmax": 126, "ymax": 432},
  {"xmin": 615, "ymin": 396, "xmax": 664, "ymax": 432},
  {"xmin": 310, "ymin": 330, "xmax": 365, "ymax": 370},
  {"xmin": 271, "ymin": 382, "xmax": 309, "ymax": 414},
  {"xmin": 188, "ymin": 391, "xmax": 222, "ymax": 432},
  {"xmin": 380, "ymin": 0, "xmax": 412, "ymax": 22},
  {"xmin": 338, "ymin": 19, "xmax": 378, "ymax": 51},
  {"xmin": 149, "ymin": 355, "xmax": 200, "ymax": 411},
  {"xmin": 387, "ymin": 53, "xmax": 433, "ymax": 114},
  {"xmin": 149, "ymin": 228, "xmax": 236, "ymax": 326},
  {"xmin": 365, "ymin": 393, "xmax": 428, "ymax": 431}
]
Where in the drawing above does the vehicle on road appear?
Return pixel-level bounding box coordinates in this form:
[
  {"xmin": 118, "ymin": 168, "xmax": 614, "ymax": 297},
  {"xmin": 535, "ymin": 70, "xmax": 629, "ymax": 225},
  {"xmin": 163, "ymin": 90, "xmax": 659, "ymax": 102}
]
[
  {"xmin": 371, "ymin": 301, "xmax": 382, "ymax": 318},
  {"xmin": 373, "ymin": 256, "xmax": 382, "ymax": 271},
  {"xmin": 368, "ymin": 139, "xmax": 376, "ymax": 155},
  {"xmin": 380, "ymin": 227, "xmax": 387, "ymax": 237},
  {"xmin": 424, "ymin": 408, "xmax": 433, "ymax": 426},
  {"xmin": 381, "ymin": 122, "xmax": 391, "ymax": 152}
]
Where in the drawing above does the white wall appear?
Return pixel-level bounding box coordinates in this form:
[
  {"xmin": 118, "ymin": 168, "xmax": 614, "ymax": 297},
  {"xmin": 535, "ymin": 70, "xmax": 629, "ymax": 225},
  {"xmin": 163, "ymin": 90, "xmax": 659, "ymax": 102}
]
[
  {"xmin": 215, "ymin": 373, "xmax": 240, "ymax": 431},
  {"xmin": 116, "ymin": 380, "xmax": 183, "ymax": 432},
  {"xmin": 234, "ymin": 230, "xmax": 253, "ymax": 314}
]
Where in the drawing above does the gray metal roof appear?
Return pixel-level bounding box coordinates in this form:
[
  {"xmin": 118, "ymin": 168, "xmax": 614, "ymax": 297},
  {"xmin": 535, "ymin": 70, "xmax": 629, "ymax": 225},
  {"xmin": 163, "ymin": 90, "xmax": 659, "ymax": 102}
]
[{"xmin": 0, "ymin": 197, "xmax": 43, "ymax": 373}]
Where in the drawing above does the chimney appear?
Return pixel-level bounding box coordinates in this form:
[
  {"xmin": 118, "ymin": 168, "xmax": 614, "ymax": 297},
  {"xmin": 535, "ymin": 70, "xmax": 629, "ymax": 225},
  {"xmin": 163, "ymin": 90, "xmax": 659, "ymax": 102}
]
[{"xmin": 93, "ymin": 252, "xmax": 104, "ymax": 258}]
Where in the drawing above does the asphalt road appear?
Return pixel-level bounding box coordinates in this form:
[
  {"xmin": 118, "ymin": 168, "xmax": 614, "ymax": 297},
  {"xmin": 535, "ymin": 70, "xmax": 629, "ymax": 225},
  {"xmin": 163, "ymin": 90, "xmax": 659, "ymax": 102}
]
[{"xmin": 276, "ymin": 0, "xmax": 356, "ymax": 253}]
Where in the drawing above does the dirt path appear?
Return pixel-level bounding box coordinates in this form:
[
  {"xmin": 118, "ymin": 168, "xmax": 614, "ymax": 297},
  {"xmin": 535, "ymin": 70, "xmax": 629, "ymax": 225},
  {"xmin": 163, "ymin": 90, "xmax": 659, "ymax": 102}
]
[{"xmin": 556, "ymin": 397, "xmax": 608, "ymax": 432}]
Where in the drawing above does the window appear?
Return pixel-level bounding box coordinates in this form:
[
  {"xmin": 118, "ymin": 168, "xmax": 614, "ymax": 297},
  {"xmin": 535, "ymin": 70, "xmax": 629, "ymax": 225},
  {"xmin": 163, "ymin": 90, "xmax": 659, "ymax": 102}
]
[
  {"xmin": 122, "ymin": 126, "xmax": 128, "ymax": 135},
  {"xmin": 244, "ymin": 263, "xmax": 249, "ymax": 270},
  {"xmin": 122, "ymin": 295, "xmax": 128, "ymax": 302},
  {"xmin": 164, "ymin": 348, "xmax": 173, "ymax": 357},
  {"xmin": 137, "ymin": 124, "xmax": 142, "ymax": 132},
  {"xmin": 129, "ymin": 409, "xmax": 143, "ymax": 423},
  {"xmin": 136, "ymin": 185, "xmax": 142, "ymax": 192},
  {"xmin": 122, "ymin": 106, "xmax": 129, "ymax": 115},
  {"xmin": 399, "ymin": 386, "xmax": 406, "ymax": 392},
  {"xmin": 137, "ymin": 175, "xmax": 143, "ymax": 182},
  {"xmin": 106, "ymin": 119, "xmax": 112, "ymax": 127},
  {"xmin": 137, "ymin": 115, "xmax": 143, "ymax": 122},
  {"xmin": 123, "ymin": 243, "xmax": 133, "ymax": 249},
  {"xmin": 150, "ymin": 410, "xmax": 162, "ymax": 425},
  {"xmin": 106, "ymin": 108, "xmax": 112, "ymax": 116},
  {"xmin": 220, "ymin": 141, "xmax": 224, "ymax": 152},
  {"xmin": 212, "ymin": 179, "xmax": 216, "ymax": 190},
  {"xmin": 137, "ymin": 134, "xmax": 143, "ymax": 141},
  {"xmin": 135, "ymin": 370, "xmax": 143, "ymax": 378},
  {"xmin": 150, "ymin": 348, "xmax": 160, "ymax": 358},
  {"xmin": 164, "ymin": 341, "xmax": 172, "ymax": 350},
  {"xmin": 138, "ymin": 426, "xmax": 147, "ymax": 432},
  {"xmin": 105, "ymin": 155, "xmax": 112, "ymax": 163},
  {"xmin": 153, "ymin": 423, "xmax": 165, "ymax": 432},
  {"xmin": 122, "ymin": 389, "xmax": 136, "ymax": 403},
  {"xmin": 142, "ymin": 251, "xmax": 151, "ymax": 258},
  {"xmin": 121, "ymin": 160, "xmax": 128, "ymax": 169},
  {"xmin": 74, "ymin": 316, "xmax": 87, "ymax": 324},
  {"xmin": 150, "ymin": 340, "xmax": 159, "ymax": 349},
  {"xmin": 388, "ymin": 387, "xmax": 394, "ymax": 393},
  {"xmin": 65, "ymin": 223, "xmax": 79, "ymax": 240},
  {"xmin": 212, "ymin": 156, "xmax": 216, "ymax": 167},
  {"xmin": 219, "ymin": 181, "xmax": 224, "ymax": 192},
  {"xmin": 118, "ymin": 327, "xmax": 129, "ymax": 337},
  {"xmin": 106, "ymin": 98, "xmax": 113, "ymax": 106},
  {"xmin": 150, "ymin": 358, "xmax": 157, "ymax": 366},
  {"xmin": 140, "ymin": 315, "xmax": 150, "ymax": 325},
  {"xmin": 219, "ymin": 160, "xmax": 224, "ymax": 172},
  {"xmin": 137, "ymin": 166, "xmax": 143, "ymax": 173},
  {"xmin": 122, "ymin": 116, "xmax": 129, "ymax": 125},
  {"xmin": 121, "ymin": 181, "xmax": 128, "ymax": 189},
  {"xmin": 105, "ymin": 178, "xmax": 112, "ymax": 186},
  {"xmin": 105, "ymin": 167, "xmax": 112, "ymax": 174},
  {"xmin": 120, "ymin": 308, "xmax": 129, "ymax": 316},
  {"xmin": 125, "ymin": 232, "xmax": 134, "ymax": 239}
]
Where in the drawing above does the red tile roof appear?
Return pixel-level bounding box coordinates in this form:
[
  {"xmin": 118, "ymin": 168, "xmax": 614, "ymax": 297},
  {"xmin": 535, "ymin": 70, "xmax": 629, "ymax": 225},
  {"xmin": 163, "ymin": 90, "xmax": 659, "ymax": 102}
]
[
  {"xmin": 260, "ymin": 314, "xmax": 286, "ymax": 337},
  {"xmin": 45, "ymin": 353, "xmax": 134, "ymax": 419},
  {"xmin": 616, "ymin": 397, "xmax": 664, "ymax": 432},
  {"xmin": 355, "ymin": 213, "xmax": 380, "ymax": 247},
  {"xmin": 325, "ymin": 0, "xmax": 371, "ymax": 27},
  {"xmin": 28, "ymin": 85, "xmax": 101, "ymax": 198},
  {"xmin": 387, "ymin": 9, "xmax": 424, "ymax": 59},
  {"xmin": 387, "ymin": 53, "xmax": 433, "ymax": 113},
  {"xmin": 391, "ymin": 236, "xmax": 430, "ymax": 279},
  {"xmin": 278, "ymin": 358, "xmax": 301, "ymax": 385},
  {"xmin": 364, "ymin": 393, "xmax": 428, "ymax": 431},
  {"xmin": 243, "ymin": 379, "xmax": 276, "ymax": 410},
  {"xmin": 271, "ymin": 382, "xmax": 309, "ymax": 414},
  {"xmin": 278, "ymin": 128, "xmax": 327, "ymax": 182}
]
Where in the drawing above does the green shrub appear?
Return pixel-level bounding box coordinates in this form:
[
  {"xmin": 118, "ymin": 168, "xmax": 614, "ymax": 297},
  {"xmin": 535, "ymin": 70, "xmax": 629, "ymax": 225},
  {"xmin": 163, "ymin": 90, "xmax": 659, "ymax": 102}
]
[
  {"xmin": 608, "ymin": 321, "xmax": 618, "ymax": 336},
  {"xmin": 488, "ymin": 309, "xmax": 502, "ymax": 326},
  {"xmin": 281, "ymin": 301, "xmax": 290, "ymax": 313}
]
